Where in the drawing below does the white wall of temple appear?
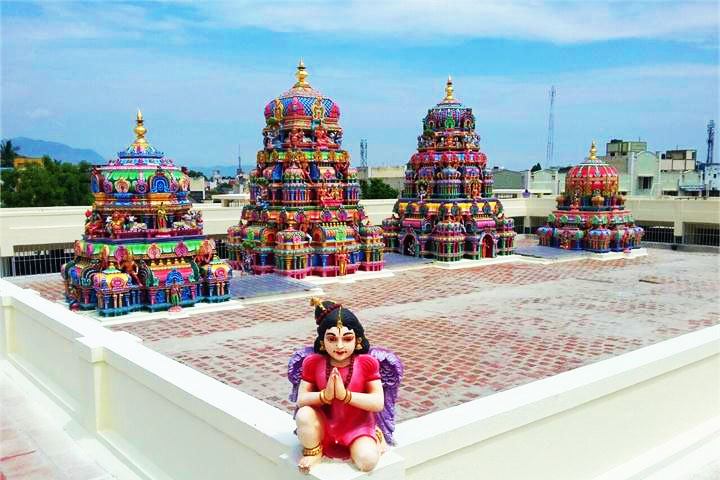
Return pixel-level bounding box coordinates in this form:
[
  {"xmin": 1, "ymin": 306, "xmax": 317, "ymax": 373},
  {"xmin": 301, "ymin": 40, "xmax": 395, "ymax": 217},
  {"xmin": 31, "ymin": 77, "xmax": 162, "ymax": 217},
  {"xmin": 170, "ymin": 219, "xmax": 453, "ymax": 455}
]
[
  {"xmin": 1, "ymin": 278, "xmax": 718, "ymax": 480},
  {"xmin": 0, "ymin": 198, "xmax": 718, "ymax": 256}
]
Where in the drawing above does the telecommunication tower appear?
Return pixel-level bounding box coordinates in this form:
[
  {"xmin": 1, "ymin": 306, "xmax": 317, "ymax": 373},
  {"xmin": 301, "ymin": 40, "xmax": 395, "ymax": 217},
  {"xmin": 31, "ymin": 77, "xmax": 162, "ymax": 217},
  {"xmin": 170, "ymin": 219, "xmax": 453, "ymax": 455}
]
[
  {"xmin": 360, "ymin": 138, "xmax": 368, "ymax": 168},
  {"xmin": 545, "ymin": 86, "xmax": 556, "ymax": 168},
  {"xmin": 707, "ymin": 120, "xmax": 715, "ymax": 165},
  {"xmin": 236, "ymin": 144, "xmax": 244, "ymax": 175}
]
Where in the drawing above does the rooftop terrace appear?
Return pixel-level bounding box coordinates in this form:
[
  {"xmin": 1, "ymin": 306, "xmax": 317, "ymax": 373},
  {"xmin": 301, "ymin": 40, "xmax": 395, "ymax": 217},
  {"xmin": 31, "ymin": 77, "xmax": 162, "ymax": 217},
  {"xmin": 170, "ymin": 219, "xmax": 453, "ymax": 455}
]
[{"xmin": 10, "ymin": 243, "xmax": 718, "ymax": 423}]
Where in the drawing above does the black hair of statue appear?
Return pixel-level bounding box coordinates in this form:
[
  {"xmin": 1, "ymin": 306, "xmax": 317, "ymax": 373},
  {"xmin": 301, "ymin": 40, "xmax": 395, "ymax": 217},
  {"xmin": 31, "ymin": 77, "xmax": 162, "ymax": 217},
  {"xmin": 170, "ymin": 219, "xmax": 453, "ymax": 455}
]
[{"xmin": 313, "ymin": 306, "xmax": 370, "ymax": 355}]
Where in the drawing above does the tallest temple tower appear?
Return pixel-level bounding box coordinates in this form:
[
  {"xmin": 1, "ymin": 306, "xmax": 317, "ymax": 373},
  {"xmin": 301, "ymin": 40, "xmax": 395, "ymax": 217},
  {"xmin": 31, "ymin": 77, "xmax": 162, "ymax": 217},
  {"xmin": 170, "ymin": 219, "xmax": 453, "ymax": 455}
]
[{"xmin": 227, "ymin": 62, "xmax": 385, "ymax": 278}]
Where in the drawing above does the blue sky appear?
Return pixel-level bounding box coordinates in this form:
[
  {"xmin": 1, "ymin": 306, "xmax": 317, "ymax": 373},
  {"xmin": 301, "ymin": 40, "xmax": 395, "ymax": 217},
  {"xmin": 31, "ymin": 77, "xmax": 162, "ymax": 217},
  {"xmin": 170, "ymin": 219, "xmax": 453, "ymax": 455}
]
[{"xmin": 1, "ymin": 1, "xmax": 718, "ymax": 170}]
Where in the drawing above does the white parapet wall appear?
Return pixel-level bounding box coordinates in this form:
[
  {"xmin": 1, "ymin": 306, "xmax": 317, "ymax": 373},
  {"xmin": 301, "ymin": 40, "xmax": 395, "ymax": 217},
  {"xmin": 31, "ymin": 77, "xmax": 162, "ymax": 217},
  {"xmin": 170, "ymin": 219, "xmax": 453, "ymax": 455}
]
[
  {"xmin": 1, "ymin": 198, "xmax": 718, "ymax": 257},
  {"xmin": 0, "ymin": 204, "xmax": 244, "ymax": 257},
  {"xmin": 1, "ymin": 283, "xmax": 719, "ymax": 479}
]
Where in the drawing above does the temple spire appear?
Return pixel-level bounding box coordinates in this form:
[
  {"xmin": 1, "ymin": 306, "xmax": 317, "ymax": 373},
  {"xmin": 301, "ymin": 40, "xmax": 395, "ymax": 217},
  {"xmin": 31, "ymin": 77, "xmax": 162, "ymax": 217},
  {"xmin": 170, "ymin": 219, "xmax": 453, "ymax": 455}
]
[
  {"xmin": 442, "ymin": 76, "xmax": 456, "ymax": 103},
  {"xmin": 133, "ymin": 109, "xmax": 148, "ymax": 147},
  {"xmin": 294, "ymin": 58, "xmax": 310, "ymax": 88}
]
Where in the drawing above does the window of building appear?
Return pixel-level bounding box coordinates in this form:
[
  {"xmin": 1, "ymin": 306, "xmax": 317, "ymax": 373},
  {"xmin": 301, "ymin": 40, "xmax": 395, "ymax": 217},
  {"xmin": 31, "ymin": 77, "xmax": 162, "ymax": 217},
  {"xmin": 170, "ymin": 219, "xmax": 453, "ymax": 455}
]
[{"xmin": 638, "ymin": 177, "xmax": 653, "ymax": 190}]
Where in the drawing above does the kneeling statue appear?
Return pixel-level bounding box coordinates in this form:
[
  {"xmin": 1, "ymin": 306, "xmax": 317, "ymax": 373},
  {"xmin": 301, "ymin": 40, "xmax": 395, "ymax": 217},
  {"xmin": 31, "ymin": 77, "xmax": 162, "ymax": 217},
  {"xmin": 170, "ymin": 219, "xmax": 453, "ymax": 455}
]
[{"xmin": 288, "ymin": 298, "xmax": 403, "ymax": 474}]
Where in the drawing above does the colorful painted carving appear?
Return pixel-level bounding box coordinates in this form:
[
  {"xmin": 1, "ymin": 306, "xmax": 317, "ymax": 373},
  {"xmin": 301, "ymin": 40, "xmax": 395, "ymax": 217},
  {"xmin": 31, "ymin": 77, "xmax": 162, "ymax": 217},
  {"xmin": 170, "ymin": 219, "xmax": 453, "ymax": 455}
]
[
  {"xmin": 61, "ymin": 111, "xmax": 232, "ymax": 316},
  {"xmin": 382, "ymin": 77, "xmax": 516, "ymax": 260},
  {"xmin": 536, "ymin": 142, "xmax": 644, "ymax": 252},
  {"xmin": 288, "ymin": 298, "xmax": 403, "ymax": 474},
  {"xmin": 227, "ymin": 61, "xmax": 384, "ymax": 277}
]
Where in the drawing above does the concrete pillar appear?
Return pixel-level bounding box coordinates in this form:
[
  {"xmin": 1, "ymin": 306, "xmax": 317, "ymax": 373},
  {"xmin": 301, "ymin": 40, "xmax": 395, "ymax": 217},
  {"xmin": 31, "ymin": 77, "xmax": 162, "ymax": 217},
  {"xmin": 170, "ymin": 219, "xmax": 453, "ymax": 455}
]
[
  {"xmin": 75, "ymin": 337, "xmax": 108, "ymax": 432},
  {"xmin": 674, "ymin": 220, "xmax": 684, "ymax": 244},
  {"xmin": 0, "ymin": 292, "xmax": 14, "ymax": 357},
  {"xmin": 524, "ymin": 215, "xmax": 532, "ymax": 234}
]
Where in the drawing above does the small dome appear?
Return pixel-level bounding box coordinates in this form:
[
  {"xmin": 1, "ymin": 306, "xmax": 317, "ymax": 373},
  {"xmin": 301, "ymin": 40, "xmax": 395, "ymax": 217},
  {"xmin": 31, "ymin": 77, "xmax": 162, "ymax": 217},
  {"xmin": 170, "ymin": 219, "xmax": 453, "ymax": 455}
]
[
  {"xmin": 422, "ymin": 77, "xmax": 476, "ymax": 133},
  {"xmin": 263, "ymin": 60, "xmax": 341, "ymax": 122},
  {"xmin": 116, "ymin": 110, "xmax": 167, "ymax": 164},
  {"xmin": 565, "ymin": 142, "xmax": 620, "ymax": 196}
]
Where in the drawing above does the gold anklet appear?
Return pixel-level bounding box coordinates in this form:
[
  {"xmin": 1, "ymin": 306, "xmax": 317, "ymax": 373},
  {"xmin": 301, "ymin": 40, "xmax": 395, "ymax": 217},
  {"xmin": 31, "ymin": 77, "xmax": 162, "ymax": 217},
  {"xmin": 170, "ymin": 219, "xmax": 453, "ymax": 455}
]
[{"xmin": 303, "ymin": 443, "xmax": 322, "ymax": 457}]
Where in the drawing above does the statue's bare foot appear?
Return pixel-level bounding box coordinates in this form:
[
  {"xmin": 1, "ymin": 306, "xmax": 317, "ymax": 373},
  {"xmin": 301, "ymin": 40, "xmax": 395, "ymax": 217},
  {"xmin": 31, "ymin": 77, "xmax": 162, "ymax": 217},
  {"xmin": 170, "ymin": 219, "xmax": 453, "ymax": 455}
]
[{"xmin": 298, "ymin": 453, "xmax": 322, "ymax": 474}]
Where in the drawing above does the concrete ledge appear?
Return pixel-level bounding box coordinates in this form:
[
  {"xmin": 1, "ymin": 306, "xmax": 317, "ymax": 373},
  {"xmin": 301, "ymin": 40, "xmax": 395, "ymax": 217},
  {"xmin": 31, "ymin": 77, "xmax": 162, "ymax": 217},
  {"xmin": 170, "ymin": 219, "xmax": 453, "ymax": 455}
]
[
  {"xmin": 394, "ymin": 325, "xmax": 720, "ymax": 479},
  {"xmin": 278, "ymin": 449, "xmax": 405, "ymax": 480}
]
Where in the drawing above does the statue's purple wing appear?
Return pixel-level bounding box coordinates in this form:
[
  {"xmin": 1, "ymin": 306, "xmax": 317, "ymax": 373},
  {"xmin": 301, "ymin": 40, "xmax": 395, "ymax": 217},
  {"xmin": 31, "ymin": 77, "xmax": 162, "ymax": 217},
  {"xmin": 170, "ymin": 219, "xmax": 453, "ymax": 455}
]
[
  {"xmin": 288, "ymin": 346, "xmax": 315, "ymax": 403},
  {"xmin": 369, "ymin": 347, "xmax": 404, "ymax": 445}
]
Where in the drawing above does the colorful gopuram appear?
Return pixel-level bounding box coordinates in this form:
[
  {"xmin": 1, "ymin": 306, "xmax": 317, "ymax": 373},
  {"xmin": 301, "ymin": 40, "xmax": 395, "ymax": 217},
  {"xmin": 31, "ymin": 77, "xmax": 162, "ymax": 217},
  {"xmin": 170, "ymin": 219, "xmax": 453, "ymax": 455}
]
[
  {"xmin": 382, "ymin": 78, "xmax": 515, "ymax": 260},
  {"xmin": 226, "ymin": 61, "xmax": 384, "ymax": 278},
  {"xmin": 61, "ymin": 112, "xmax": 232, "ymax": 316},
  {"xmin": 536, "ymin": 142, "xmax": 644, "ymax": 252}
]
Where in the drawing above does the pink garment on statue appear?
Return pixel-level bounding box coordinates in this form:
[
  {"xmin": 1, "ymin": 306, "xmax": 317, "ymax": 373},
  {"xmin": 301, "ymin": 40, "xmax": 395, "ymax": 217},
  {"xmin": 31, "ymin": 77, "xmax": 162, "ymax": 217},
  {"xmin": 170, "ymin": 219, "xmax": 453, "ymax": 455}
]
[{"xmin": 301, "ymin": 353, "xmax": 380, "ymax": 458}]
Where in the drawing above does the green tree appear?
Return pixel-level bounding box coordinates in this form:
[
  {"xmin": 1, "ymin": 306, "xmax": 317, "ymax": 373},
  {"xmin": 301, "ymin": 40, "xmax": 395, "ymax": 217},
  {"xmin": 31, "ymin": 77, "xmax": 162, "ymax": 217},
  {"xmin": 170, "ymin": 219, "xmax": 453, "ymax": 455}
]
[
  {"xmin": 1, "ymin": 156, "xmax": 93, "ymax": 207},
  {"xmin": 530, "ymin": 162, "xmax": 542, "ymax": 172},
  {"xmin": 187, "ymin": 169, "xmax": 206, "ymax": 179},
  {"xmin": 359, "ymin": 178, "xmax": 399, "ymax": 199},
  {"xmin": 1, "ymin": 140, "xmax": 20, "ymax": 168},
  {"xmin": 208, "ymin": 182, "xmax": 232, "ymax": 196}
]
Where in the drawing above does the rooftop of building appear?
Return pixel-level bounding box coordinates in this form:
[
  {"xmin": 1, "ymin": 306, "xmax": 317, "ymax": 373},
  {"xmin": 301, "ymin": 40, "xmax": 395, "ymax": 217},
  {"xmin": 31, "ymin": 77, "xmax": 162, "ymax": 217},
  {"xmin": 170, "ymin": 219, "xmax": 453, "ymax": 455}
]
[{"xmin": 9, "ymin": 239, "xmax": 718, "ymax": 423}]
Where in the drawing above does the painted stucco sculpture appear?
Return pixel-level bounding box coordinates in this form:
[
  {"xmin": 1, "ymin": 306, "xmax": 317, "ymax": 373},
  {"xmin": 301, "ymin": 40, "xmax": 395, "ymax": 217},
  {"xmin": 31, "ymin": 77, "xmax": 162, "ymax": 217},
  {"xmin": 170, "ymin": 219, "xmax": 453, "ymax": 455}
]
[
  {"xmin": 536, "ymin": 141, "xmax": 644, "ymax": 252},
  {"xmin": 288, "ymin": 298, "xmax": 403, "ymax": 474},
  {"xmin": 382, "ymin": 78, "xmax": 516, "ymax": 260},
  {"xmin": 61, "ymin": 112, "xmax": 232, "ymax": 316},
  {"xmin": 227, "ymin": 61, "xmax": 384, "ymax": 278}
]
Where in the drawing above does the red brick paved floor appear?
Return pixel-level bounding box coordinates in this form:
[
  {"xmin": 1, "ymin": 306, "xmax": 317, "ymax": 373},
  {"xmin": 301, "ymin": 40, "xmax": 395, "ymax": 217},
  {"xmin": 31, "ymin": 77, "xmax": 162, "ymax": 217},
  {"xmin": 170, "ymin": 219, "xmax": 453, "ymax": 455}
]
[{"xmin": 10, "ymin": 248, "xmax": 720, "ymax": 422}]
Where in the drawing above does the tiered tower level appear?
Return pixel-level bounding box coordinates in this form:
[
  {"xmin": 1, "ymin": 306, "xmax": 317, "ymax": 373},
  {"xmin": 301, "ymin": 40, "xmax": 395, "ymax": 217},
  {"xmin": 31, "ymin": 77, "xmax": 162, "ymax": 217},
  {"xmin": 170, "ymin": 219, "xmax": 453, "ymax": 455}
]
[
  {"xmin": 226, "ymin": 62, "xmax": 384, "ymax": 278},
  {"xmin": 61, "ymin": 112, "xmax": 232, "ymax": 316},
  {"xmin": 382, "ymin": 78, "xmax": 516, "ymax": 261},
  {"xmin": 536, "ymin": 142, "xmax": 644, "ymax": 252}
]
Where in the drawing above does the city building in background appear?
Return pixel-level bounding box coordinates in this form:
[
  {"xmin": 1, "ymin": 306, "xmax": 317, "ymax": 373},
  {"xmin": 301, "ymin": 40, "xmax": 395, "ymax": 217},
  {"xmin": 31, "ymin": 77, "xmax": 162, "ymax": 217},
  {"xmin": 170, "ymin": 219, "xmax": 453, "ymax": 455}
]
[
  {"xmin": 356, "ymin": 165, "xmax": 405, "ymax": 193},
  {"xmin": 530, "ymin": 138, "xmax": 706, "ymax": 198},
  {"xmin": 12, "ymin": 155, "xmax": 44, "ymax": 169}
]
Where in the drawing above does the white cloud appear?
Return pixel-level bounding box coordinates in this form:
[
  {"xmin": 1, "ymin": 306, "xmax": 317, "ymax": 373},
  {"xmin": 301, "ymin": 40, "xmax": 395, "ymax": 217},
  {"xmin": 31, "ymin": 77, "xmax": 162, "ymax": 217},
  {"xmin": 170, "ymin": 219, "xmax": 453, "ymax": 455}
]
[
  {"xmin": 196, "ymin": 0, "xmax": 719, "ymax": 45},
  {"xmin": 3, "ymin": 1, "xmax": 718, "ymax": 46},
  {"xmin": 26, "ymin": 108, "xmax": 52, "ymax": 119}
]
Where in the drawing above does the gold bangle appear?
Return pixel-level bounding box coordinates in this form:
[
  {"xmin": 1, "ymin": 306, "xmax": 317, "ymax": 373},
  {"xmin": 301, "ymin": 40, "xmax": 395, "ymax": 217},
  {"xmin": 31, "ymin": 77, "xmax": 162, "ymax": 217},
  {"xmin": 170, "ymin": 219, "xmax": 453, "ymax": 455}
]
[
  {"xmin": 319, "ymin": 390, "xmax": 330, "ymax": 405},
  {"xmin": 343, "ymin": 390, "xmax": 352, "ymax": 405}
]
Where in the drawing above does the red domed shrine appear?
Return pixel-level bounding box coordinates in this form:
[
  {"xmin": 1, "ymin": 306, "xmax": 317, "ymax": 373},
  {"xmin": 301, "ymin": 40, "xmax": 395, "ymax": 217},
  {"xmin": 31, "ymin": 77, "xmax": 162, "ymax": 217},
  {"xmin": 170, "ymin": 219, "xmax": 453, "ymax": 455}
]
[{"xmin": 536, "ymin": 142, "xmax": 644, "ymax": 252}]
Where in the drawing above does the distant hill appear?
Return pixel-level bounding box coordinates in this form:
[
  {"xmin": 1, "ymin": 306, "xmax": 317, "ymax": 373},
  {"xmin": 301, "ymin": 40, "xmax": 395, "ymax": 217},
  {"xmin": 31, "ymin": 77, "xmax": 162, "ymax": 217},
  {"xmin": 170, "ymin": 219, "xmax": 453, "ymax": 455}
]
[{"xmin": 6, "ymin": 137, "xmax": 106, "ymax": 164}]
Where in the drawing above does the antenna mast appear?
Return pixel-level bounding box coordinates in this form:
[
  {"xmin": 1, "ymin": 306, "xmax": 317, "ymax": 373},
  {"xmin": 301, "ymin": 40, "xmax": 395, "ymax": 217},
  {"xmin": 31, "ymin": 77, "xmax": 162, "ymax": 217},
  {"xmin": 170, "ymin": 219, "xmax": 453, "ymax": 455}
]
[
  {"xmin": 360, "ymin": 138, "xmax": 368, "ymax": 168},
  {"xmin": 545, "ymin": 86, "xmax": 556, "ymax": 168},
  {"xmin": 707, "ymin": 120, "xmax": 715, "ymax": 165},
  {"xmin": 237, "ymin": 144, "xmax": 244, "ymax": 174}
]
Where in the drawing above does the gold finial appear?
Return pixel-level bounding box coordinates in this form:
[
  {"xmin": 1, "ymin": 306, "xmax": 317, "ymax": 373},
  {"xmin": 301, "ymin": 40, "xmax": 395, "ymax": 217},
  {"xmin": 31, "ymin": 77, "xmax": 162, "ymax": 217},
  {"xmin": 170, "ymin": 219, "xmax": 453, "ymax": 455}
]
[
  {"xmin": 294, "ymin": 58, "xmax": 310, "ymax": 88},
  {"xmin": 589, "ymin": 141, "xmax": 597, "ymax": 161},
  {"xmin": 133, "ymin": 109, "xmax": 148, "ymax": 146},
  {"xmin": 443, "ymin": 76, "xmax": 455, "ymax": 102}
]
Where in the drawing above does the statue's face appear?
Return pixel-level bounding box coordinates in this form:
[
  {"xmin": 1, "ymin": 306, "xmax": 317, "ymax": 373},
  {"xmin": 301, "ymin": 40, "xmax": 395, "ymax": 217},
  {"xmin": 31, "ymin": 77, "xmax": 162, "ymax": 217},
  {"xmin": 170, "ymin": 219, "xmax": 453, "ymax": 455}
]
[{"xmin": 324, "ymin": 326, "xmax": 356, "ymax": 364}]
